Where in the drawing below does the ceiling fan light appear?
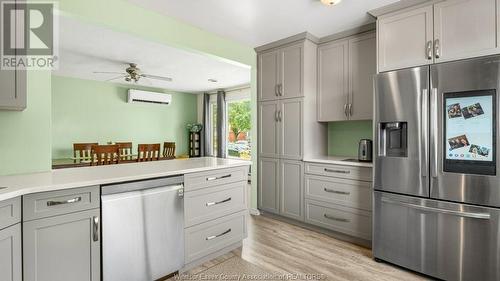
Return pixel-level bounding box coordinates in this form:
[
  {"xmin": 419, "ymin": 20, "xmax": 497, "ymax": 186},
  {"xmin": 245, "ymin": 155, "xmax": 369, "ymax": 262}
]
[{"xmin": 321, "ymin": 0, "xmax": 342, "ymax": 6}]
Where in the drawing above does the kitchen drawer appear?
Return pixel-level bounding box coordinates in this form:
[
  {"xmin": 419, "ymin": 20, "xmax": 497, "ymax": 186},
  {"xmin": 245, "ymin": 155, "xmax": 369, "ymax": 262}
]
[
  {"xmin": 23, "ymin": 186, "xmax": 100, "ymax": 221},
  {"xmin": 185, "ymin": 210, "xmax": 247, "ymax": 263},
  {"xmin": 185, "ymin": 182, "xmax": 247, "ymax": 227},
  {"xmin": 304, "ymin": 162, "xmax": 372, "ymax": 182},
  {"xmin": 305, "ymin": 199, "xmax": 371, "ymax": 240},
  {"xmin": 184, "ymin": 167, "xmax": 247, "ymax": 191},
  {"xmin": 305, "ymin": 175, "xmax": 372, "ymax": 211},
  {"xmin": 0, "ymin": 197, "xmax": 21, "ymax": 230}
]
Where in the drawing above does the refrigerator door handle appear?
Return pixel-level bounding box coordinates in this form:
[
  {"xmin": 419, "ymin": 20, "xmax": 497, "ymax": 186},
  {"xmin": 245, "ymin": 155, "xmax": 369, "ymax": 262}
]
[
  {"xmin": 381, "ymin": 197, "xmax": 491, "ymax": 219},
  {"xmin": 421, "ymin": 89, "xmax": 429, "ymax": 178},
  {"xmin": 430, "ymin": 88, "xmax": 439, "ymax": 178}
]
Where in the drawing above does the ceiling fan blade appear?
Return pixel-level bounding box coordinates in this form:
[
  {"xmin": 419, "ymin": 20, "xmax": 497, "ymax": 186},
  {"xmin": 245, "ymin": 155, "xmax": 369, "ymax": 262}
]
[
  {"xmin": 105, "ymin": 75, "xmax": 127, "ymax": 82},
  {"xmin": 141, "ymin": 74, "xmax": 173, "ymax": 82},
  {"xmin": 93, "ymin": 71, "xmax": 126, "ymax": 75}
]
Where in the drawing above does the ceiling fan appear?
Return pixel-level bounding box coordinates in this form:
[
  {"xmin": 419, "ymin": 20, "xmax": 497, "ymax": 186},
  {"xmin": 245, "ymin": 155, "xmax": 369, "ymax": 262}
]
[{"xmin": 93, "ymin": 63, "xmax": 173, "ymax": 83}]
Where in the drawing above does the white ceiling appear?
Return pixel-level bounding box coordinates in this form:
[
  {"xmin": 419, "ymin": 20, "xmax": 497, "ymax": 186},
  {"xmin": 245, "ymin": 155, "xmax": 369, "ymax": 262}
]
[
  {"xmin": 54, "ymin": 17, "xmax": 251, "ymax": 93},
  {"xmin": 128, "ymin": 0, "xmax": 400, "ymax": 47}
]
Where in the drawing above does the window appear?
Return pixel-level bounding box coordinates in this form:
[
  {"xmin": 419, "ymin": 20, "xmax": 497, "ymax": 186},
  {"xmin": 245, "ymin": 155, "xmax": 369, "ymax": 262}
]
[
  {"xmin": 226, "ymin": 99, "xmax": 251, "ymax": 160},
  {"xmin": 207, "ymin": 88, "xmax": 251, "ymax": 160}
]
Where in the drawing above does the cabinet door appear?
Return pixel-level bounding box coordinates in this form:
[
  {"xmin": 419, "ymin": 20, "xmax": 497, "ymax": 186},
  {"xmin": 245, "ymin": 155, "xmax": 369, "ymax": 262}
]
[
  {"xmin": 280, "ymin": 98, "xmax": 303, "ymax": 160},
  {"xmin": 349, "ymin": 32, "xmax": 376, "ymax": 121},
  {"xmin": 23, "ymin": 209, "xmax": 100, "ymax": 281},
  {"xmin": 317, "ymin": 40, "xmax": 349, "ymax": 121},
  {"xmin": 378, "ymin": 5, "xmax": 434, "ymax": 72},
  {"xmin": 258, "ymin": 51, "xmax": 279, "ymax": 101},
  {"xmin": 258, "ymin": 157, "xmax": 280, "ymax": 214},
  {"xmin": 258, "ymin": 101, "xmax": 280, "ymax": 158},
  {"xmin": 0, "ymin": 224, "xmax": 21, "ymax": 281},
  {"xmin": 279, "ymin": 43, "xmax": 303, "ymax": 99},
  {"xmin": 434, "ymin": 0, "xmax": 497, "ymax": 63},
  {"xmin": 280, "ymin": 160, "xmax": 304, "ymax": 221},
  {"xmin": 0, "ymin": 0, "xmax": 26, "ymax": 111}
]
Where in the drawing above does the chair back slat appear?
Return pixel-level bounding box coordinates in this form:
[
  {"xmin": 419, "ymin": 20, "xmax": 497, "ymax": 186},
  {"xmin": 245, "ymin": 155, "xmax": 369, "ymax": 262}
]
[
  {"xmin": 138, "ymin": 144, "xmax": 161, "ymax": 162},
  {"xmin": 73, "ymin": 143, "xmax": 98, "ymax": 161},
  {"xmin": 163, "ymin": 142, "xmax": 176, "ymax": 159},
  {"xmin": 116, "ymin": 142, "xmax": 133, "ymax": 160},
  {"xmin": 91, "ymin": 145, "xmax": 120, "ymax": 166}
]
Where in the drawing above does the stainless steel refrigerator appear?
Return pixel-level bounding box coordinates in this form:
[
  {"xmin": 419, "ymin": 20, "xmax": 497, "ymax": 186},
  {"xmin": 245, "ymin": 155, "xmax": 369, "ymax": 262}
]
[{"xmin": 373, "ymin": 56, "xmax": 500, "ymax": 281}]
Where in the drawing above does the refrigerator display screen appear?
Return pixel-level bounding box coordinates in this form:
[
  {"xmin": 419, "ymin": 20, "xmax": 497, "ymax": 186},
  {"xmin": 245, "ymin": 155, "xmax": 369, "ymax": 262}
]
[{"xmin": 443, "ymin": 90, "xmax": 496, "ymax": 175}]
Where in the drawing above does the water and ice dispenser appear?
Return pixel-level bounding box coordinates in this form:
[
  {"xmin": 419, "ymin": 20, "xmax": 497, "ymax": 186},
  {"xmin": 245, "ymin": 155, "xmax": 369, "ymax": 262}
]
[{"xmin": 378, "ymin": 122, "xmax": 408, "ymax": 157}]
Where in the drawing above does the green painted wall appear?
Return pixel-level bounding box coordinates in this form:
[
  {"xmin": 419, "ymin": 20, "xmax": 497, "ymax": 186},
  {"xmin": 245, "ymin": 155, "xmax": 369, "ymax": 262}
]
[
  {"xmin": 51, "ymin": 75, "xmax": 197, "ymax": 159},
  {"xmin": 328, "ymin": 120, "xmax": 373, "ymax": 157},
  {"xmin": 0, "ymin": 71, "xmax": 52, "ymax": 175}
]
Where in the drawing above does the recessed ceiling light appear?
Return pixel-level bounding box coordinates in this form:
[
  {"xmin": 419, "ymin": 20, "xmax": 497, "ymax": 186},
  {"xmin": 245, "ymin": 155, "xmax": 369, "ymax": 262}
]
[
  {"xmin": 321, "ymin": 0, "xmax": 342, "ymax": 6},
  {"xmin": 208, "ymin": 78, "xmax": 218, "ymax": 83}
]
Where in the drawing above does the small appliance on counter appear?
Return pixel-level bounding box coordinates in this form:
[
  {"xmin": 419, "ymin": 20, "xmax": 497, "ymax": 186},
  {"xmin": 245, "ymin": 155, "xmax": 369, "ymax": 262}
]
[{"xmin": 358, "ymin": 139, "xmax": 373, "ymax": 162}]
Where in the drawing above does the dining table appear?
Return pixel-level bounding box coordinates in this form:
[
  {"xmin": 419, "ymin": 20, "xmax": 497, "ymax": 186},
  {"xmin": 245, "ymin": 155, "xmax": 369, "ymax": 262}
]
[{"xmin": 52, "ymin": 155, "xmax": 176, "ymax": 169}]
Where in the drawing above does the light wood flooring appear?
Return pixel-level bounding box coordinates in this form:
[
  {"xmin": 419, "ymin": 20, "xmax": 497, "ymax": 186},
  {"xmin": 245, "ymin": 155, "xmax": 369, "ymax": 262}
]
[{"xmin": 186, "ymin": 214, "xmax": 431, "ymax": 281}]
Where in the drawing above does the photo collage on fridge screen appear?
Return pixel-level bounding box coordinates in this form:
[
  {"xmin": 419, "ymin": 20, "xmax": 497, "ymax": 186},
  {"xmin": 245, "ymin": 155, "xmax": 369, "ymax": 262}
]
[{"xmin": 446, "ymin": 95, "xmax": 493, "ymax": 162}]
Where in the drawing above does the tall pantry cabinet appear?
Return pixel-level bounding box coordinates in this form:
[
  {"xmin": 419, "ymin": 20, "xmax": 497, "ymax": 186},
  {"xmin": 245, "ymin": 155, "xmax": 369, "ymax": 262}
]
[{"xmin": 256, "ymin": 34, "xmax": 327, "ymax": 220}]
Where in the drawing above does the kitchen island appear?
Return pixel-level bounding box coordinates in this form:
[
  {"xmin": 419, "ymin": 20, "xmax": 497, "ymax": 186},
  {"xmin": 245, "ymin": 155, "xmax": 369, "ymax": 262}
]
[{"xmin": 0, "ymin": 157, "xmax": 251, "ymax": 281}]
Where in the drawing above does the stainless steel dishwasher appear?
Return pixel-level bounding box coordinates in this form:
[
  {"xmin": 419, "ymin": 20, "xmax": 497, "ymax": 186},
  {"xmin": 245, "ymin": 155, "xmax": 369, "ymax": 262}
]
[{"xmin": 101, "ymin": 176, "xmax": 184, "ymax": 281}]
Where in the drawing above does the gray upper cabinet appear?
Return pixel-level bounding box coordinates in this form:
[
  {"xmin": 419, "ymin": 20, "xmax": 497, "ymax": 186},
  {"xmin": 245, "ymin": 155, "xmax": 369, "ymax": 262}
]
[
  {"xmin": 433, "ymin": 0, "xmax": 497, "ymax": 63},
  {"xmin": 280, "ymin": 43, "xmax": 303, "ymax": 99},
  {"xmin": 258, "ymin": 157, "xmax": 280, "ymax": 214},
  {"xmin": 317, "ymin": 31, "xmax": 376, "ymax": 122},
  {"xmin": 349, "ymin": 32, "xmax": 376, "ymax": 120},
  {"xmin": 280, "ymin": 160, "xmax": 304, "ymax": 221},
  {"xmin": 0, "ymin": 0, "xmax": 26, "ymax": 111},
  {"xmin": 23, "ymin": 209, "xmax": 100, "ymax": 281},
  {"xmin": 258, "ymin": 51, "xmax": 279, "ymax": 101},
  {"xmin": 258, "ymin": 42, "xmax": 304, "ymax": 101},
  {"xmin": 377, "ymin": 5, "xmax": 434, "ymax": 72},
  {"xmin": 318, "ymin": 40, "xmax": 348, "ymax": 122},
  {"xmin": 377, "ymin": 0, "xmax": 499, "ymax": 72},
  {"xmin": 0, "ymin": 224, "xmax": 22, "ymax": 281}
]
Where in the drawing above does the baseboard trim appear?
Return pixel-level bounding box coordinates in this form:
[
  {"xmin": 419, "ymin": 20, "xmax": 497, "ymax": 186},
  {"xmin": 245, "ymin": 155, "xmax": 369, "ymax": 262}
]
[
  {"xmin": 249, "ymin": 208, "xmax": 261, "ymax": 216},
  {"xmin": 259, "ymin": 211, "xmax": 372, "ymax": 249}
]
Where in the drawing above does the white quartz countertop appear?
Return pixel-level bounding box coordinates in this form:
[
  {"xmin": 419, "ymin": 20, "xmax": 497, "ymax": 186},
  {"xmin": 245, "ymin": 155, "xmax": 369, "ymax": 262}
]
[
  {"xmin": 0, "ymin": 157, "xmax": 250, "ymax": 201},
  {"xmin": 303, "ymin": 156, "xmax": 373, "ymax": 168}
]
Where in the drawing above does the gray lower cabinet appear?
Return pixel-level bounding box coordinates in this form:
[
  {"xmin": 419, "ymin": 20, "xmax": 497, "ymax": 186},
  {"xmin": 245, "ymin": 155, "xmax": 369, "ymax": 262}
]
[
  {"xmin": 23, "ymin": 209, "xmax": 100, "ymax": 281},
  {"xmin": 258, "ymin": 157, "xmax": 280, "ymax": 214},
  {"xmin": 0, "ymin": 223, "xmax": 22, "ymax": 281},
  {"xmin": 280, "ymin": 160, "xmax": 304, "ymax": 221}
]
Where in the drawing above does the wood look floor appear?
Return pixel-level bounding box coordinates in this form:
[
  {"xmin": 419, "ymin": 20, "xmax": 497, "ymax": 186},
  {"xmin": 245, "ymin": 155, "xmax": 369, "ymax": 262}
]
[{"xmin": 186, "ymin": 214, "xmax": 431, "ymax": 281}]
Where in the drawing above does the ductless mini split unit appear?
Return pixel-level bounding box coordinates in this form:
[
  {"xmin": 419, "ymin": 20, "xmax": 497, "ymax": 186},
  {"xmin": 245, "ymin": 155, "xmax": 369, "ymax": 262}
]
[{"xmin": 127, "ymin": 89, "xmax": 172, "ymax": 105}]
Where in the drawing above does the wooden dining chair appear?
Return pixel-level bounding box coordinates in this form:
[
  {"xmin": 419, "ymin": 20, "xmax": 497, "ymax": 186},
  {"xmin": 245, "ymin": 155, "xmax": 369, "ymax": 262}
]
[
  {"xmin": 163, "ymin": 142, "xmax": 176, "ymax": 159},
  {"xmin": 137, "ymin": 144, "xmax": 161, "ymax": 162},
  {"xmin": 116, "ymin": 142, "xmax": 133, "ymax": 161},
  {"xmin": 91, "ymin": 144, "xmax": 120, "ymax": 166},
  {"xmin": 73, "ymin": 143, "xmax": 98, "ymax": 162}
]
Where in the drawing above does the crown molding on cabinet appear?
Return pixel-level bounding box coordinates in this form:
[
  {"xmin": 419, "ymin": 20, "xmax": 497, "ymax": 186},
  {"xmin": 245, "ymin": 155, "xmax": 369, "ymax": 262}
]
[
  {"xmin": 368, "ymin": 0, "xmax": 444, "ymax": 18},
  {"xmin": 255, "ymin": 32, "xmax": 319, "ymax": 53},
  {"xmin": 318, "ymin": 23, "xmax": 376, "ymax": 44}
]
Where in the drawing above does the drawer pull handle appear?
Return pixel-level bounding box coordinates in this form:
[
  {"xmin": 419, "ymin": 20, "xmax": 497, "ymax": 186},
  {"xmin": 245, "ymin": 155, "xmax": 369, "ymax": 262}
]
[
  {"xmin": 206, "ymin": 197, "xmax": 232, "ymax": 207},
  {"xmin": 323, "ymin": 188, "xmax": 350, "ymax": 195},
  {"xmin": 323, "ymin": 214, "xmax": 350, "ymax": 222},
  {"xmin": 92, "ymin": 216, "xmax": 99, "ymax": 242},
  {"xmin": 206, "ymin": 174, "xmax": 232, "ymax": 181},
  {"xmin": 324, "ymin": 168, "xmax": 350, "ymax": 174},
  {"xmin": 206, "ymin": 228, "xmax": 232, "ymax": 240},
  {"xmin": 47, "ymin": 197, "xmax": 82, "ymax": 206}
]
